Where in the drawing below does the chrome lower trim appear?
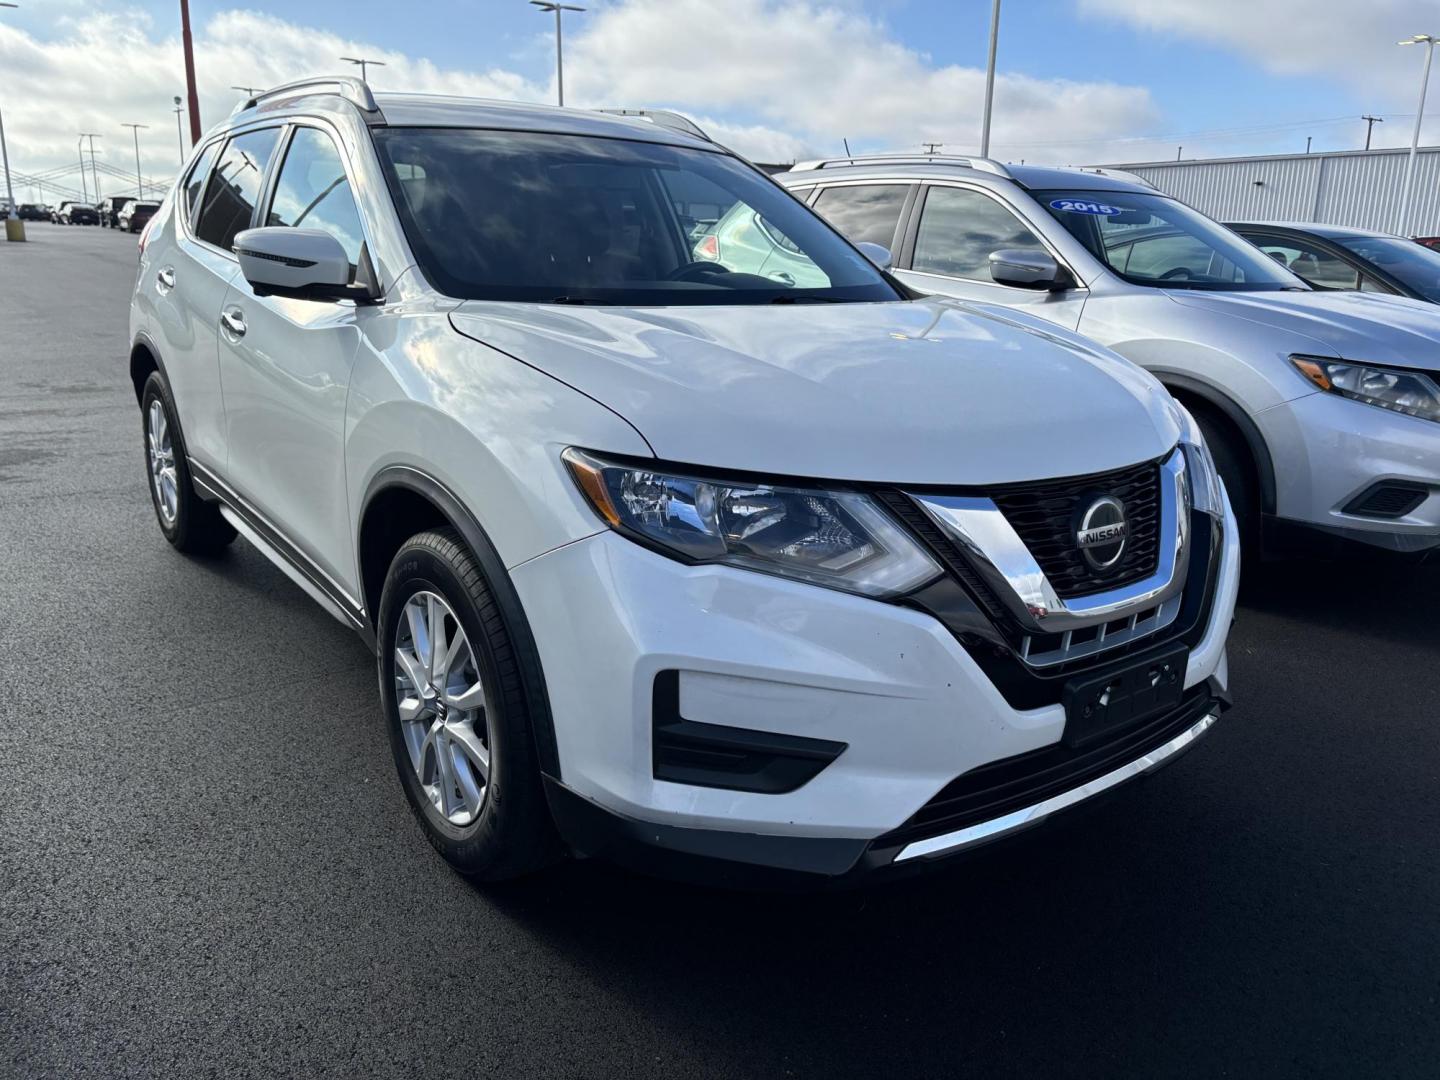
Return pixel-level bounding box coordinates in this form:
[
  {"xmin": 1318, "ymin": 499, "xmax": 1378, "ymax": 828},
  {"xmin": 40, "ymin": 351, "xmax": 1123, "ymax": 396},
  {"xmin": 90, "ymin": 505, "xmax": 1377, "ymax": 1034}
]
[
  {"xmin": 217, "ymin": 506, "xmax": 356, "ymax": 629},
  {"xmin": 908, "ymin": 448, "xmax": 1190, "ymax": 634},
  {"xmin": 892, "ymin": 708, "xmax": 1219, "ymax": 863}
]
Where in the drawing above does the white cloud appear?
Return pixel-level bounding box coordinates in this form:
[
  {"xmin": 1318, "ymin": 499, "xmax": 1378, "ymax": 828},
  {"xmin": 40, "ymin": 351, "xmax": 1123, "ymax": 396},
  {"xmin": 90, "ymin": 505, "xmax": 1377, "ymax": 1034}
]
[{"xmin": 0, "ymin": 1, "xmax": 1159, "ymax": 203}]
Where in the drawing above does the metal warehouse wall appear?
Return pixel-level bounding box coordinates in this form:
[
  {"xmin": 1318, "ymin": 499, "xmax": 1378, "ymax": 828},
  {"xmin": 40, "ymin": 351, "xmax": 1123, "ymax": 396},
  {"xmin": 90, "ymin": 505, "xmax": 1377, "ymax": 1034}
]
[{"xmin": 1102, "ymin": 148, "xmax": 1440, "ymax": 236}]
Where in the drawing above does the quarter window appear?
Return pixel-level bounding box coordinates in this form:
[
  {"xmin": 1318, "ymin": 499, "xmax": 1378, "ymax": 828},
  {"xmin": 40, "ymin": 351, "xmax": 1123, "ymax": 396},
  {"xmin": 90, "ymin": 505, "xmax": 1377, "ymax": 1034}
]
[
  {"xmin": 912, "ymin": 186, "xmax": 1048, "ymax": 281},
  {"xmin": 194, "ymin": 128, "xmax": 281, "ymax": 253},
  {"xmin": 265, "ymin": 127, "xmax": 366, "ymax": 272},
  {"xmin": 811, "ymin": 184, "xmax": 909, "ymax": 249}
]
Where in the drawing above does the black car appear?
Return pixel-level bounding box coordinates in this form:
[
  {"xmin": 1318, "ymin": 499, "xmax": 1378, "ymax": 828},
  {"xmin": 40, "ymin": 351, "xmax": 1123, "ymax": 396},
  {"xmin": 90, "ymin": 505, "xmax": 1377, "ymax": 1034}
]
[
  {"xmin": 100, "ymin": 195, "xmax": 135, "ymax": 228},
  {"xmin": 118, "ymin": 201, "xmax": 159, "ymax": 234},
  {"xmin": 55, "ymin": 201, "xmax": 101, "ymax": 226},
  {"xmin": 1228, "ymin": 220, "xmax": 1440, "ymax": 304},
  {"xmin": 17, "ymin": 203, "xmax": 48, "ymax": 221}
]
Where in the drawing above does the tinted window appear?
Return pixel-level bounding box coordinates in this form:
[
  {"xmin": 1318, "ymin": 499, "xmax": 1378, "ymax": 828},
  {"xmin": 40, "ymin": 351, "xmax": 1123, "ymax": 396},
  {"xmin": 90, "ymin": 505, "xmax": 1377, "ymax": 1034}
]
[
  {"xmin": 1334, "ymin": 234, "xmax": 1440, "ymax": 302},
  {"xmin": 195, "ymin": 128, "xmax": 281, "ymax": 252},
  {"xmin": 811, "ymin": 184, "xmax": 908, "ymax": 249},
  {"xmin": 371, "ymin": 128, "xmax": 900, "ymax": 306},
  {"xmin": 912, "ymin": 186, "xmax": 1047, "ymax": 280},
  {"xmin": 1241, "ymin": 233, "xmax": 1359, "ymax": 290},
  {"xmin": 265, "ymin": 127, "xmax": 366, "ymax": 271},
  {"xmin": 181, "ymin": 143, "xmax": 220, "ymax": 225},
  {"xmin": 1041, "ymin": 189, "xmax": 1301, "ymax": 291}
]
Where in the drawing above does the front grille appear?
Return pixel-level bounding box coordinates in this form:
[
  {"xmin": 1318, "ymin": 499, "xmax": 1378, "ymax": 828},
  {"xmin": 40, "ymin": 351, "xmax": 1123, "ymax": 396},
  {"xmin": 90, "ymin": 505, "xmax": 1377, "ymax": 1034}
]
[
  {"xmin": 990, "ymin": 459, "xmax": 1162, "ymax": 598},
  {"xmin": 879, "ymin": 684, "xmax": 1217, "ymax": 849}
]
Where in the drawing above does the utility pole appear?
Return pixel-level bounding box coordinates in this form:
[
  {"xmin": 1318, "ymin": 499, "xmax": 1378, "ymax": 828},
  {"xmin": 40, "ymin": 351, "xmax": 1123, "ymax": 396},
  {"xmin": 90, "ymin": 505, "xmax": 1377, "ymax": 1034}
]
[
  {"xmin": 340, "ymin": 56, "xmax": 386, "ymax": 84},
  {"xmin": 80, "ymin": 133, "xmax": 102, "ymax": 201},
  {"xmin": 231, "ymin": 85, "xmax": 261, "ymax": 96},
  {"xmin": 1306, "ymin": 136, "xmax": 1312, "ymax": 153},
  {"xmin": 173, "ymin": 97, "xmax": 186, "ymax": 163},
  {"xmin": 979, "ymin": 0, "xmax": 1001, "ymax": 157},
  {"xmin": 921, "ymin": 142, "xmax": 944, "ymax": 155},
  {"xmin": 77, "ymin": 137, "xmax": 88, "ymax": 202},
  {"xmin": 180, "ymin": 0, "xmax": 201, "ymax": 145},
  {"xmin": 529, "ymin": 2, "xmax": 586, "ymax": 107},
  {"xmin": 1362, "ymin": 114, "xmax": 1384, "ymax": 150},
  {"xmin": 0, "ymin": 2, "xmax": 18, "ymax": 236},
  {"xmin": 1176, "ymin": 146, "xmax": 1183, "ymax": 161},
  {"xmin": 122, "ymin": 123, "xmax": 148, "ymax": 199}
]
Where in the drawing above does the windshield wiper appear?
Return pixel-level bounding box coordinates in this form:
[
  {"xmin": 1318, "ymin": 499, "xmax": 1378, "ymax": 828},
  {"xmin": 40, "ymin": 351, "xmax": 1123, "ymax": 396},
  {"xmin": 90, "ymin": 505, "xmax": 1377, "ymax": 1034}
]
[
  {"xmin": 547, "ymin": 296, "xmax": 609, "ymax": 305},
  {"xmin": 767, "ymin": 294, "xmax": 842, "ymax": 304}
]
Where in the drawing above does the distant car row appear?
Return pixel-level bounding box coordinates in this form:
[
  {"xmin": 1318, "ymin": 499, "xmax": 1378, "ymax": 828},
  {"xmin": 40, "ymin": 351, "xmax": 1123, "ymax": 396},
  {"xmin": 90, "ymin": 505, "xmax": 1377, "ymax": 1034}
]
[{"xmin": 7, "ymin": 197, "xmax": 159, "ymax": 231}]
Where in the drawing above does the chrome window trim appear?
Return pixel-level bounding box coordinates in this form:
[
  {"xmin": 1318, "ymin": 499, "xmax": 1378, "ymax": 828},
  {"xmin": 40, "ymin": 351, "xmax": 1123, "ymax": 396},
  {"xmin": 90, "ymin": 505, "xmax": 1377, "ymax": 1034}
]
[{"xmin": 908, "ymin": 448, "xmax": 1189, "ymax": 634}]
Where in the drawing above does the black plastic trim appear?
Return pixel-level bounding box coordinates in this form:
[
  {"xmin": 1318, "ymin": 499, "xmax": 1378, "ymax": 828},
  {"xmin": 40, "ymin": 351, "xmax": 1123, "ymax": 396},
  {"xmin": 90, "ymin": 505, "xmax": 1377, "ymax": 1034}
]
[
  {"xmin": 1160, "ymin": 373, "xmax": 1278, "ymax": 514},
  {"xmin": 650, "ymin": 670, "xmax": 847, "ymax": 793},
  {"xmin": 1341, "ymin": 480, "xmax": 1430, "ymax": 520},
  {"xmin": 358, "ymin": 466, "xmax": 563, "ymax": 781}
]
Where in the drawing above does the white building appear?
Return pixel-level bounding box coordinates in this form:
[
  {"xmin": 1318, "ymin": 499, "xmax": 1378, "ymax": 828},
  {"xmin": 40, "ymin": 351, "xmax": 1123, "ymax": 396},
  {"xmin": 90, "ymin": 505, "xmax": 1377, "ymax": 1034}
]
[{"xmin": 1100, "ymin": 146, "xmax": 1440, "ymax": 237}]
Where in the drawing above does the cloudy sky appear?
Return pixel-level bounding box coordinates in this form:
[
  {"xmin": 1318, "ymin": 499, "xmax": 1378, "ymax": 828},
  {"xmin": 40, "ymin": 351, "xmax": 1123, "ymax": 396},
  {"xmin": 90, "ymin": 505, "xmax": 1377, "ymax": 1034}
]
[{"xmin": 3, "ymin": 0, "xmax": 1440, "ymax": 202}]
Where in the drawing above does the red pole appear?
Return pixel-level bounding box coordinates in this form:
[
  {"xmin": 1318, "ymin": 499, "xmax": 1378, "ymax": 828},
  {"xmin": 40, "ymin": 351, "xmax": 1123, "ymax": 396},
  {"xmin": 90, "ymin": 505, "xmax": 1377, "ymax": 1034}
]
[{"xmin": 181, "ymin": 0, "xmax": 201, "ymax": 146}]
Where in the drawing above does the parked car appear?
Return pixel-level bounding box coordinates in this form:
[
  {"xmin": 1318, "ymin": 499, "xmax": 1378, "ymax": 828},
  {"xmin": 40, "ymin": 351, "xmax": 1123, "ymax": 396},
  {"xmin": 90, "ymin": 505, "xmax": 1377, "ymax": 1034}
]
[
  {"xmin": 1413, "ymin": 236, "xmax": 1440, "ymax": 252},
  {"xmin": 781, "ymin": 157, "xmax": 1440, "ymax": 557},
  {"xmin": 130, "ymin": 80, "xmax": 1237, "ymax": 886},
  {"xmin": 16, "ymin": 203, "xmax": 48, "ymax": 221},
  {"xmin": 1229, "ymin": 220, "xmax": 1440, "ymax": 304},
  {"xmin": 119, "ymin": 200, "xmax": 159, "ymax": 234},
  {"xmin": 100, "ymin": 195, "xmax": 136, "ymax": 228},
  {"xmin": 55, "ymin": 201, "xmax": 100, "ymax": 225}
]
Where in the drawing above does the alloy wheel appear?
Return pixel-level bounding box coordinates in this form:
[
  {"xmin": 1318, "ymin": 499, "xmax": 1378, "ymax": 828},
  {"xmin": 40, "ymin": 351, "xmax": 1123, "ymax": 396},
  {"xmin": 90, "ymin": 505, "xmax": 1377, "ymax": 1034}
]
[
  {"xmin": 394, "ymin": 590, "xmax": 493, "ymax": 826},
  {"xmin": 146, "ymin": 399, "xmax": 178, "ymax": 526}
]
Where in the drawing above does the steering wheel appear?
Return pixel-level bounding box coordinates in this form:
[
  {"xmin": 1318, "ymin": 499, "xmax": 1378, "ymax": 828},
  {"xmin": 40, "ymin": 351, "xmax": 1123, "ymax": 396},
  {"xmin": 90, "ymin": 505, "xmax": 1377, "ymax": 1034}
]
[
  {"xmin": 1159, "ymin": 266, "xmax": 1194, "ymax": 281},
  {"xmin": 666, "ymin": 261, "xmax": 731, "ymax": 282}
]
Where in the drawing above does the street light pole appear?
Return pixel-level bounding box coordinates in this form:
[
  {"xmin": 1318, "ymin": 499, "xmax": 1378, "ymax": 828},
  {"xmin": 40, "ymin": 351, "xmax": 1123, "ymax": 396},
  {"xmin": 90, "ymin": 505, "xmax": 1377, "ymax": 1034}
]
[
  {"xmin": 122, "ymin": 123, "xmax": 148, "ymax": 199},
  {"xmin": 173, "ymin": 97, "xmax": 186, "ymax": 163},
  {"xmin": 1397, "ymin": 34, "xmax": 1438, "ymax": 236},
  {"xmin": 529, "ymin": 2, "xmax": 585, "ymax": 107},
  {"xmin": 0, "ymin": 2, "xmax": 18, "ymax": 232},
  {"xmin": 979, "ymin": 0, "xmax": 1001, "ymax": 158},
  {"xmin": 180, "ymin": 0, "xmax": 201, "ymax": 145},
  {"xmin": 340, "ymin": 56, "xmax": 386, "ymax": 84}
]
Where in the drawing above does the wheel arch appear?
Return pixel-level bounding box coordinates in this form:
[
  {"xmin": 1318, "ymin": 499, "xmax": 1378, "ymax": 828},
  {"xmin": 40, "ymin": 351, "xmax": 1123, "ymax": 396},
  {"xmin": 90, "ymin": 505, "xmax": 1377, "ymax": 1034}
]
[
  {"xmin": 358, "ymin": 465, "xmax": 562, "ymax": 780},
  {"xmin": 129, "ymin": 333, "xmax": 165, "ymax": 405},
  {"xmin": 1160, "ymin": 372, "xmax": 1277, "ymax": 514}
]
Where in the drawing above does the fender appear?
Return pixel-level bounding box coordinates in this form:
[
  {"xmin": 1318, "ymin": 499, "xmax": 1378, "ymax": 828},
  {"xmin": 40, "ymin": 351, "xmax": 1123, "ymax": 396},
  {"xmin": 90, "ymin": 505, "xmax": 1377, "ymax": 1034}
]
[
  {"xmin": 1159, "ymin": 372, "xmax": 1277, "ymax": 515},
  {"xmin": 359, "ymin": 465, "xmax": 563, "ymax": 781}
]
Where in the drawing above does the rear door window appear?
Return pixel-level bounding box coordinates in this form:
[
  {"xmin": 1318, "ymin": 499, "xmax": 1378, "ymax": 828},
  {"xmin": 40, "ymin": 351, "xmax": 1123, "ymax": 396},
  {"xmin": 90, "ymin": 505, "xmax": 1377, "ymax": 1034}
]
[
  {"xmin": 811, "ymin": 184, "xmax": 909, "ymax": 250},
  {"xmin": 181, "ymin": 142, "xmax": 221, "ymax": 226},
  {"xmin": 194, "ymin": 128, "xmax": 281, "ymax": 252}
]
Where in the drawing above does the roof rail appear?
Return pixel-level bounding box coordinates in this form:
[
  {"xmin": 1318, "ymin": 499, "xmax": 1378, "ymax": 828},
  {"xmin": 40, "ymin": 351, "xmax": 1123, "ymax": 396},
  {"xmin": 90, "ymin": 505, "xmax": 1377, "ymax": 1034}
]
[
  {"xmin": 789, "ymin": 154, "xmax": 1013, "ymax": 179},
  {"xmin": 1076, "ymin": 166, "xmax": 1157, "ymax": 190},
  {"xmin": 593, "ymin": 108, "xmax": 710, "ymax": 142},
  {"xmin": 235, "ymin": 76, "xmax": 379, "ymax": 116}
]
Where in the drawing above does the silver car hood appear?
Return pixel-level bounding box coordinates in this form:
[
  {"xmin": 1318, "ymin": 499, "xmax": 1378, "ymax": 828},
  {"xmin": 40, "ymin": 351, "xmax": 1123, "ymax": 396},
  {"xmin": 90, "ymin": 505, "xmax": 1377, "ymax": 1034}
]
[
  {"xmin": 450, "ymin": 297, "xmax": 1179, "ymax": 485},
  {"xmin": 1166, "ymin": 288, "xmax": 1440, "ymax": 371}
]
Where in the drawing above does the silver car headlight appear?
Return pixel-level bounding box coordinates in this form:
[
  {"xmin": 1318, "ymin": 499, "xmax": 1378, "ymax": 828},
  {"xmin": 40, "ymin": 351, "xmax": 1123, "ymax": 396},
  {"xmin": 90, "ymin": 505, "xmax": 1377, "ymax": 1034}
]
[
  {"xmin": 563, "ymin": 449, "xmax": 942, "ymax": 598},
  {"xmin": 1291, "ymin": 356, "xmax": 1440, "ymax": 424},
  {"xmin": 1168, "ymin": 401, "xmax": 1225, "ymax": 518}
]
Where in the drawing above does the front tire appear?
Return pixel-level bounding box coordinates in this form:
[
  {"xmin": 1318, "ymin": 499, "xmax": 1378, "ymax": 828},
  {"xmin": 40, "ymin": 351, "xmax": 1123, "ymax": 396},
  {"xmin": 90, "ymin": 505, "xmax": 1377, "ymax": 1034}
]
[
  {"xmin": 1192, "ymin": 404, "xmax": 1260, "ymax": 557},
  {"xmin": 140, "ymin": 371, "xmax": 235, "ymax": 554},
  {"xmin": 378, "ymin": 529, "xmax": 557, "ymax": 881}
]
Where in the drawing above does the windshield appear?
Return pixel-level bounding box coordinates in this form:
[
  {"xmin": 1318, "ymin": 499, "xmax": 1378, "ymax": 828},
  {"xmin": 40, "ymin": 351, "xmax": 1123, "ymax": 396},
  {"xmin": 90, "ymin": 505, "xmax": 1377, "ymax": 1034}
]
[
  {"xmin": 1333, "ymin": 235, "xmax": 1440, "ymax": 302},
  {"xmin": 1039, "ymin": 189, "xmax": 1304, "ymax": 291},
  {"xmin": 371, "ymin": 128, "xmax": 901, "ymax": 305}
]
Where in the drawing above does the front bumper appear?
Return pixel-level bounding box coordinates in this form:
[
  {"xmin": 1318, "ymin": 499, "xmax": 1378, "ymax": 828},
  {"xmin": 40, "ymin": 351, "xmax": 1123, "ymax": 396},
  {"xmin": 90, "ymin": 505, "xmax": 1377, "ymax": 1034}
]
[
  {"xmin": 511, "ymin": 501, "xmax": 1239, "ymax": 885},
  {"xmin": 1265, "ymin": 390, "xmax": 1440, "ymax": 551}
]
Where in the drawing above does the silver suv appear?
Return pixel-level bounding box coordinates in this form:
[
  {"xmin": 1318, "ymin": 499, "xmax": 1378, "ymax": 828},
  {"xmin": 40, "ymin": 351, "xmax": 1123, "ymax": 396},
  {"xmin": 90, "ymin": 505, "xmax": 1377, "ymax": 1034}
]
[{"xmin": 778, "ymin": 157, "xmax": 1440, "ymax": 555}]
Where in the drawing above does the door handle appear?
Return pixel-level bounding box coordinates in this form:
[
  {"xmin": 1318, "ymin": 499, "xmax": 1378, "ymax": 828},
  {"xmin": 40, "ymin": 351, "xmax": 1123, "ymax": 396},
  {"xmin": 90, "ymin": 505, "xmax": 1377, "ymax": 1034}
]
[
  {"xmin": 156, "ymin": 266, "xmax": 176, "ymax": 292},
  {"xmin": 220, "ymin": 307, "xmax": 246, "ymax": 339}
]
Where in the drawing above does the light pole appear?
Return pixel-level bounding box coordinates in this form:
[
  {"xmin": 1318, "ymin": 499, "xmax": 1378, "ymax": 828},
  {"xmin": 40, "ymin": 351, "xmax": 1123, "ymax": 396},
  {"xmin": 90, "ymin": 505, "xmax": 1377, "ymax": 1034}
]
[
  {"xmin": 1397, "ymin": 34, "xmax": 1439, "ymax": 236},
  {"xmin": 122, "ymin": 123, "xmax": 148, "ymax": 199},
  {"xmin": 173, "ymin": 97, "xmax": 186, "ymax": 163},
  {"xmin": 979, "ymin": 0, "xmax": 1001, "ymax": 158},
  {"xmin": 80, "ymin": 133, "xmax": 102, "ymax": 201},
  {"xmin": 0, "ymin": 2, "xmax": 18, "ymax": 236},
  {"xmin": 180, "ymin": 0, "xmax": 201, "ymax": 145},
  {"xmin": 530, "ymin": 2, "xmax": 585, "ymax": 108},
  {"xmin": 340, "ymin": 56, "xmax": 385, "ymax": 84}
]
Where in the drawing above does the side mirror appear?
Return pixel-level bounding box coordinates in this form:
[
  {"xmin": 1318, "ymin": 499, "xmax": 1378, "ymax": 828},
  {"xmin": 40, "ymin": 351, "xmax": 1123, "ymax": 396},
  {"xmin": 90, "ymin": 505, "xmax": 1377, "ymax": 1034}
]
[
  {"xmin": 856, "ymin": 241, "xmax": 893, "ymax": 270},
  {"xmin": 234, "ymin": 227, "xmax": 375, "ymax": 302},
  {"xmin": 988, "ymin": 249, "xmax": 1073, "ymax": 291}
]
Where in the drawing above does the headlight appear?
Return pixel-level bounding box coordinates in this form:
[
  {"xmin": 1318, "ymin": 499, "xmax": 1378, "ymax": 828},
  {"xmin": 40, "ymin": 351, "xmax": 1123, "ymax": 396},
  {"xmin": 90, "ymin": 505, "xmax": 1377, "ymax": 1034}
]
[
  {"xmin": 1168, "ymin": 401, "xmax": 1225, "ymax": 518},
  {"xmin": 563, "ymin": 449, "xmax": 942, "ymax": 598},
  {"xmin": 1291, "ymin": 356, "xmax": 1440, "ymax": 424}
]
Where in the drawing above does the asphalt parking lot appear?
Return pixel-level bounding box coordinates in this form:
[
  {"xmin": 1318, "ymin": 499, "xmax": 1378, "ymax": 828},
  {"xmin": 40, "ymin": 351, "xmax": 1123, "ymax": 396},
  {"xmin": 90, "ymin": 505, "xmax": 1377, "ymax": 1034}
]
[{"xmin": 2, "ymin": 223, "xmax": 1438, "ymax": 1079}]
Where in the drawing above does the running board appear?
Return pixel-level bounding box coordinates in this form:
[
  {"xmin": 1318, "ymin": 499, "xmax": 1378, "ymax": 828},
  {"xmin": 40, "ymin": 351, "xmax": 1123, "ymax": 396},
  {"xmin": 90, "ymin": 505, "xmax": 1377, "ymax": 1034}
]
[{"xmin": 217, "ymin": 506, "xmax": 355, "ymax": 630}]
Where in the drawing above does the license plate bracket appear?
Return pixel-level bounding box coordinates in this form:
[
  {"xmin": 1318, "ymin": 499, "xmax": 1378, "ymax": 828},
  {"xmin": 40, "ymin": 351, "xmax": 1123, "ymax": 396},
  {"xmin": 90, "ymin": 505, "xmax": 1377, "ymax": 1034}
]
[{"xmin": 1062, "ymin": 643, "xmax": 1189, "ymax": 749}]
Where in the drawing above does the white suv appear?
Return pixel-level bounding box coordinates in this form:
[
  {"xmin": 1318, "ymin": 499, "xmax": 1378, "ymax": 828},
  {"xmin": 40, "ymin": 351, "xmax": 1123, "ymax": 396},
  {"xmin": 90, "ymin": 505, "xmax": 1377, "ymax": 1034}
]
[
  {"xmin": 129, "ymin": 79, "xmax": 1238, "ymax": 885},
  {"xmin": 779, "ymin": 157, "xmax": 1440, "ymax": 557}
]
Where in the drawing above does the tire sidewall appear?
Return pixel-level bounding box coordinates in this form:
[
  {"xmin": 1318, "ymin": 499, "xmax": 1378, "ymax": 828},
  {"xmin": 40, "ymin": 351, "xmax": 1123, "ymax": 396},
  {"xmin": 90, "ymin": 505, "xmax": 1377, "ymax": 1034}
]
[
  {"xmin": 140, "ymin": 371, "xmax": 195, "ymax": 544},
  {"xmin": 378, "ymin": 543, "xmax": 515, "ymax": 863}
]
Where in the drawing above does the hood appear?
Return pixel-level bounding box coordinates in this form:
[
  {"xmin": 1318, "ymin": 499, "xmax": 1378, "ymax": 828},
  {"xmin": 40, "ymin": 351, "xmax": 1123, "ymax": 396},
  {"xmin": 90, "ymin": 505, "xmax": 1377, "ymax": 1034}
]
[
  {"xmin": 1166, "ymin": 288, "xmax": 1440, "ymax": 371},
  {"xmin": 449, "ymin": 298, "xmax": 1178, "ymax": 485}
]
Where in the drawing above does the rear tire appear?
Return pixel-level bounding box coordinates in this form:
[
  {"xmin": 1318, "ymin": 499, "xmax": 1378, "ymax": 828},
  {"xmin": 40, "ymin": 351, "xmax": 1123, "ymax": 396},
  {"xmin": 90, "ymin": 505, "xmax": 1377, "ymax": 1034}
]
[
  {"xmin": 140, "ymin": 371, "xmax": 236, "ymax": 554},
  {"xmin": 378, "ymin": 528, "xmax": 558, "ymax": 881}
]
